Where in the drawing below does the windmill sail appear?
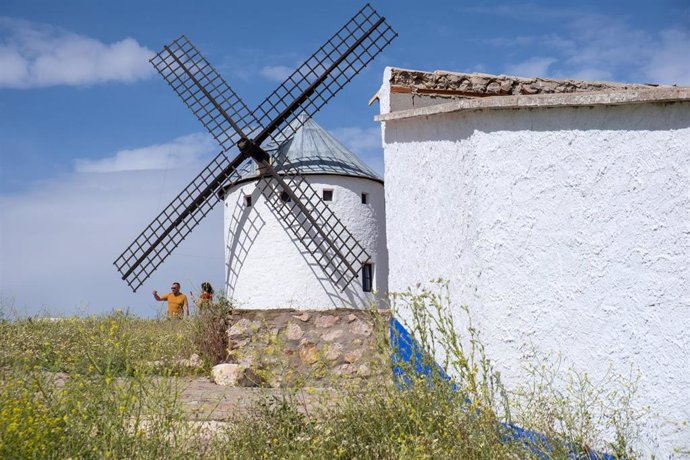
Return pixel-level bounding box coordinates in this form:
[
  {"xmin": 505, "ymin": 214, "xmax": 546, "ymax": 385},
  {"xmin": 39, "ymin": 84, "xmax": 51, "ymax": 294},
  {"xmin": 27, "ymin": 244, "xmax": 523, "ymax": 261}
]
[
  {"xmin": 114, "ymin": 3, "xmax": 397, "ymax": 292},
  {"xmin": 149, "ymin": 35, "xmax": 261, "ymax": 152},
  {"xmin": 114, "ymin": 153, "xmax": 253, "ymax": 292},
  {"xmin": 258, "ymin": 173, "xmax": 370, "ymax": 290},
  {"xmin": 253, "ymin": 3, "xmax": 397, "ymax": 148}
]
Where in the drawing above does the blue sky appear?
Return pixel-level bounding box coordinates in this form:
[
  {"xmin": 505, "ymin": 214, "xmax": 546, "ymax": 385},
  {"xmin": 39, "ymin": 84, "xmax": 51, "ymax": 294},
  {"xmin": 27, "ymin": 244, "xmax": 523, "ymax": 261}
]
[{"xmin": 1, "ymin": 0, "xmax": 688, "ymax": 317}]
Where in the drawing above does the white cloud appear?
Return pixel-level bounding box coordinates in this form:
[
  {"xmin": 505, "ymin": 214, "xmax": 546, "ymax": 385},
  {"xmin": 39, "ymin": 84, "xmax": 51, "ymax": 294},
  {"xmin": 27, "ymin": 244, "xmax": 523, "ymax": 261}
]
[
  {"xmin": 259, "ymin": 65, "xmax": 293, "ymax": 82},
  {"xmin": 0, "ymin": 17, "xmax": 154, "ymax": 89},
  {"xmin": 330, "ymin": 126, "xmax": 381, "ymax": 153},
  {"xmin": 330, "ymin": 125, "xmax": 383, "ymax": 176},
  {"xmin": 0, "ymin": 150, "xmax": 225, "ymax": 317},
  {"xmin": 216, "ymin": 47, "xmax": 304, "ymax": 83},
  {"xmin": 555, "ymin": 17, "xmax": 690, "ymax": 85},
  {"xmin": 505, "ymin": 57, "xmax": 557, "ymax": 78},
  {"xmin": 486, "ymin": 35, "xmax": 537, "ymax": 47},
  {"xmin": 485, "ymin": 7, "xmax": 690, "ymax": 85},
  {"xmin": 645, "ymin": 29, "xmax": 690, "ymax": 85},
  {"xmin": 75, "ymin": 133, "xmax": 217, "ymax": 173}
]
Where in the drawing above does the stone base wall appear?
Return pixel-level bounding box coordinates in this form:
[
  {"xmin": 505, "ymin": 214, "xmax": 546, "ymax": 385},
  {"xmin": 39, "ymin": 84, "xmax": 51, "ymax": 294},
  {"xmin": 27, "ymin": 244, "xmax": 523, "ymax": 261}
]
[{"xmin": 219, "ymin": 309, "xmax": 390, "ymax": 387}]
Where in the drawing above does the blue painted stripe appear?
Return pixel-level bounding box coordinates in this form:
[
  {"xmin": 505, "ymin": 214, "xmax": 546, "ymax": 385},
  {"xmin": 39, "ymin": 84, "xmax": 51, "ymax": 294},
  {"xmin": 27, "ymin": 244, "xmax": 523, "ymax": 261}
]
[{"xmin": 388, "ymin": 318, "xmax": 615, "ymax": 460}]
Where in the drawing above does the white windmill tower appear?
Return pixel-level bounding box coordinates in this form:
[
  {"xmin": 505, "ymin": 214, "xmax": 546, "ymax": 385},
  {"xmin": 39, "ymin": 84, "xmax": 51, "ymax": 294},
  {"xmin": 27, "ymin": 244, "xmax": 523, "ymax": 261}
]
[{"xmin": 222, "ymin": 116, "xmax": 387, "ymax": 309}]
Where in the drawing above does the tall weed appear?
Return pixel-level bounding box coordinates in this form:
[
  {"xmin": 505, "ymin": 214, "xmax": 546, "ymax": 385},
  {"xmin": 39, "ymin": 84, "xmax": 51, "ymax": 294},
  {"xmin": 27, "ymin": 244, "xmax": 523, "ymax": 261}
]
[{"xmin": 190, "ymin": 297, "xmax": 233, "ymax": 367}]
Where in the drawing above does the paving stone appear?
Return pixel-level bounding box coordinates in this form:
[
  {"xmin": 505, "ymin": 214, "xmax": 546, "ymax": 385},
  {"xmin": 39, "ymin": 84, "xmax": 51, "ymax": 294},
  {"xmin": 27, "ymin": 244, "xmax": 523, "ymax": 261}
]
[
  {"xmin": 223, "ymin": 309, "xmax": 389, "ymax": 386},
  {"xmin": 334, "ymin": 363, "xmax": 356, "ymax": 376},
  {"xmin": 229, "ymin": 338, "xmax": 250, "ymax": 350},
  {"xmin": 211, "ymin": 363, "xmax": 263, "ymax": 387},
  {"xmin": 212, "ymin": 363, "xmax": 244, "ymax": 386},
  {"xmin": 357, "ymin": 364, "xmax": 372, "ymax": 377},
  {"xmin": 227, "ymin": 318, "xmax": 252, "ymax": 337}
]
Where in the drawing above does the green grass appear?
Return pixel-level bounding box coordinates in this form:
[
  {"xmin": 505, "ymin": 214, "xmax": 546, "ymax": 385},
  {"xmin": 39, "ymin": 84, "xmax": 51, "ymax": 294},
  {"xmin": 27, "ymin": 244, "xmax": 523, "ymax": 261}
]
[
  {"xmin": 0, "ymin": 285, "xmax": 641, "ymax": 459},
  {"xmin": 0, "ymin": 312, "xmax": 199, "ymax": 376}
]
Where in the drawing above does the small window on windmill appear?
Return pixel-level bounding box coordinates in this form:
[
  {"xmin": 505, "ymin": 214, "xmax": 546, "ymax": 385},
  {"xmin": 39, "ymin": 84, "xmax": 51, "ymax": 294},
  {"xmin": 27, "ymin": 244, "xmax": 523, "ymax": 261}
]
[
  {"xmin": 280, "ymin": 191, "xmax": 291, "ymax": 203},
  {"xmin": 361, "ymin": 192, "xmax": 369, "ymax": 204},
  {"xmin": 362, "ymin": 263, "xmax": 373, "ymax": 292},
  {"xmin": 244, "ymin": 195, "xmax": 252, "ymax": 207},
  {"xmin": 322, "ymin": 189, "xmax": 333, "ymax": 201}
]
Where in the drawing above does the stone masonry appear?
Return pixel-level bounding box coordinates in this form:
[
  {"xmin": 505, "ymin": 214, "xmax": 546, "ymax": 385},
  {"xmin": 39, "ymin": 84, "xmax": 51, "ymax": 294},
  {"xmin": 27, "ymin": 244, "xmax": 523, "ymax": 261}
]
[
  {"xmin": 216, "ymin": 308, "xmax": 390, "ymax": 388},
  {"xmin": 389, "ymin": 68, "xmax": 671, "ymax": 99}
]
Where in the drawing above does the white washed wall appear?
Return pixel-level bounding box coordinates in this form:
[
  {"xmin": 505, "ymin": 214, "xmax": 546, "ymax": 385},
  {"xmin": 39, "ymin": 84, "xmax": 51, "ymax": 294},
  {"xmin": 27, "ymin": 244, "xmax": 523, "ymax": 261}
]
[
  {"xmin": 382, "ymin": 102, "xmax": 690, "ymax": 457},
  {"xmin": 223, "ymin": 175, "xmax": 387, "ymax": 309}
]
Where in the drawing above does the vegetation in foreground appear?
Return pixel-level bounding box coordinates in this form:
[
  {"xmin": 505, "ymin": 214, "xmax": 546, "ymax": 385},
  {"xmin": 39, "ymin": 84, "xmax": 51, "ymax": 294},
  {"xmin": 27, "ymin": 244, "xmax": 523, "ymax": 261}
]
[{"xmin": 0, "ymin": 285, "xmax": 641, "ymax": 459}]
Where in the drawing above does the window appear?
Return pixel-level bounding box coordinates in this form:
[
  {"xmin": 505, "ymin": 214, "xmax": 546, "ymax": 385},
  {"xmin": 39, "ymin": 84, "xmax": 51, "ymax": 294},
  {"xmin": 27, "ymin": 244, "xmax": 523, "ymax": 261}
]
[
  {"xmin": 361, "ymin": 192, "xmax": 369, "ymax": 204},
  {"xmin": 280, "ymin": 191, "xmax": 291, "ymax": 202},
  {"xmin": 322, "ymin": 189, "xmax": 333, "ymax": 201},
  {"xmin": 244, "ymin": 195, "xmax": 252, "ymax": 207},
  {"xmin": 362, "ymin": 263, "xmax": 373, "ymax": 292}
]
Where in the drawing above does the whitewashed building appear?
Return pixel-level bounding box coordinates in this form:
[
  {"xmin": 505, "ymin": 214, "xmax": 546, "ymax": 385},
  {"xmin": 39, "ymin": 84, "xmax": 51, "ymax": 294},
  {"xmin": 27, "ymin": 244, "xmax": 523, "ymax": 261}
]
[
  {"xmin": 221, "ymin": 117, "xmax": 387, "ymax": 309},
  {"xmin": 376, "ymin": 67, "xmax": 690, "ymax": 457}
]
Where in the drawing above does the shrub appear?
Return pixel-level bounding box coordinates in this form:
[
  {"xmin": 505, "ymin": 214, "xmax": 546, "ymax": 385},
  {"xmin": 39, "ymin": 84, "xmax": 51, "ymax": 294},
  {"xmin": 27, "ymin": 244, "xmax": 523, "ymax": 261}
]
[{"xmin": 191, "ymin": 297, "xmax": 234, "ymax": 367}]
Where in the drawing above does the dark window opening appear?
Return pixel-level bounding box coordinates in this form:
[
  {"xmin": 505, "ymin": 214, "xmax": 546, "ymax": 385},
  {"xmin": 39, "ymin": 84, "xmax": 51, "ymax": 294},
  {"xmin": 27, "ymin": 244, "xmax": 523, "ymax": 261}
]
[
  {"xmin": 362, "ymin": 263, "xmax": 373, "ymax": 292},
  {"xmin": 322, "ymin": 189, "xmax": 333, "ymax": 201},
  {"xmin": 280, "ymin": 191, "xmax": 291, "ymax": 202},
  {"xmin": 244, "ymin": 195, "xmax": 252, "ymax": 207},
  {"xmin": 361, "ymin": 193, "xmax": 369, "ymax": 204}
]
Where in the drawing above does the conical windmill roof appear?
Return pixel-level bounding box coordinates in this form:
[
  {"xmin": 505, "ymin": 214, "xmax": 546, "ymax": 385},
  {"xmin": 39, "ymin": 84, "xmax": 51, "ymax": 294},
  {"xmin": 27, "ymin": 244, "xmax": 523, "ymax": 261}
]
[{"xmin": 230, "ymin": 117, "xmax": 382, "ymax": 186}]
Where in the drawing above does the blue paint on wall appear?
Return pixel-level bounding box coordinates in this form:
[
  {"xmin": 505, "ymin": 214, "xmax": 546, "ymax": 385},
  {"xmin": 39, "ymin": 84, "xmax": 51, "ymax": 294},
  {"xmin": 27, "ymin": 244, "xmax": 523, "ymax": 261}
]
[
  {"xmin": 388, "ymin": 318, "xmax": 615, "ymax": 460},
  {"xmin": 389, "ymin": 316, "xmax": 455, "ymax": 389}
]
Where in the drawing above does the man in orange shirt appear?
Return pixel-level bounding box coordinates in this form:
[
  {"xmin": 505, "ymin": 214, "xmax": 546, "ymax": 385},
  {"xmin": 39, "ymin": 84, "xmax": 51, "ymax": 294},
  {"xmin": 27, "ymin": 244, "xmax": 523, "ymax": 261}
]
[{"xmin": 153, "ymin": 282, "xmax": 189, "ymax": 318}]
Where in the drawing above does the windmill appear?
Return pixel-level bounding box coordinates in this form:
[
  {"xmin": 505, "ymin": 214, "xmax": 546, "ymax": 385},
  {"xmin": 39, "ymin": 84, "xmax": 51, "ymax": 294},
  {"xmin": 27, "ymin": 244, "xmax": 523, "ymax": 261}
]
[{"xmin": 114, "ymin": 4, "xmax": 397, "ymax": 297}]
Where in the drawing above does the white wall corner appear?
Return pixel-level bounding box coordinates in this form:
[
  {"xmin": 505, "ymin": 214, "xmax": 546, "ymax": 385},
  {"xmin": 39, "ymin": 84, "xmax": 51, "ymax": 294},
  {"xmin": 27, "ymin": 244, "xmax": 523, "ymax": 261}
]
[{"xmin": 378, "ymin": 67, "xmax": 393, "ymax": 115}]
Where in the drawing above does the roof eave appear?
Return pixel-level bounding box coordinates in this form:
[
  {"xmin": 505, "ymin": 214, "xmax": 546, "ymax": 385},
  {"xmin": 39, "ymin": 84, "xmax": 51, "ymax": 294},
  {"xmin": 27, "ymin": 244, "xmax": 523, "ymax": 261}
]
[{"xmin": 376, "ymin": 87, "xmax": 690, "ymax": 122}]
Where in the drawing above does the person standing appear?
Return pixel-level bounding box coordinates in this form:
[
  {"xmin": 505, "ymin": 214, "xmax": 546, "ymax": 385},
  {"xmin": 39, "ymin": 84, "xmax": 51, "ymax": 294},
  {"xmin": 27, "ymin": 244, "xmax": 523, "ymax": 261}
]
[
  {"xmin": 190, "ymin": 282, "xmax": 214, "ymax": 312},
  {"xmin": 153, "ymin": 282, "xmax": 189, "ymax": 318}
]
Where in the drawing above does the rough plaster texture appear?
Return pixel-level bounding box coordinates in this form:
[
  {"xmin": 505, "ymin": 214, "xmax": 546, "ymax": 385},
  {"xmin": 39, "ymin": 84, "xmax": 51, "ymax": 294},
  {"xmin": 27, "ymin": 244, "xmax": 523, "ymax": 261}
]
[
  {"xmin": 381, "ymin": 92, "xmax": 690, "ymax": 457},
  {"xmin": 223, "ymin": 175, "xmax": 387, "ymax": 309}
]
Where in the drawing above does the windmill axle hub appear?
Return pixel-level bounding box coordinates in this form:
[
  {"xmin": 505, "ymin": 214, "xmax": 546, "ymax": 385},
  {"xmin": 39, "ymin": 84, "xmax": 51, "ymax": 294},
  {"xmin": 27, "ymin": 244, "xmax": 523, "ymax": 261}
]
[{"xmin": 237, "ymin": 138, "xmax": 270, "ymax": 164}]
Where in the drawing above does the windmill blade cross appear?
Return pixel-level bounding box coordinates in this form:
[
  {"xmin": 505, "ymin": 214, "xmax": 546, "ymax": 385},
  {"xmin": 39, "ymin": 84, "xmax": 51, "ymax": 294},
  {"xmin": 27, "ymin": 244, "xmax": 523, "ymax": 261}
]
[{"xmin": 114, "ymin": 4, "xmax": 397, "ymax": 291}]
